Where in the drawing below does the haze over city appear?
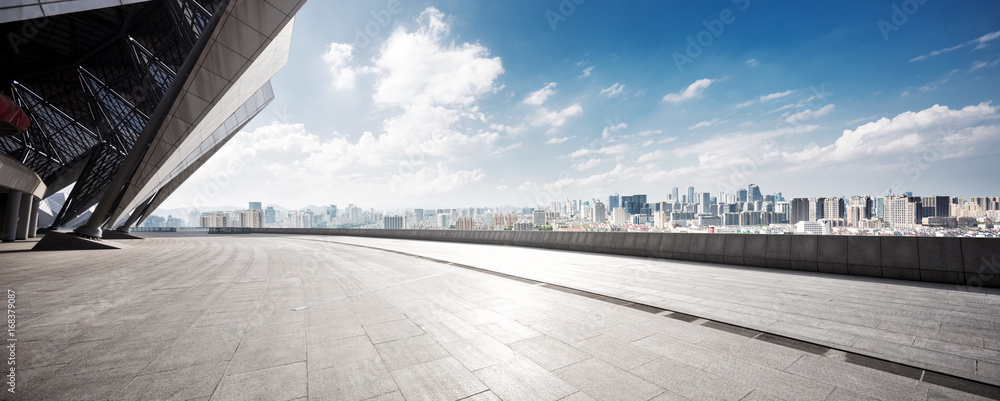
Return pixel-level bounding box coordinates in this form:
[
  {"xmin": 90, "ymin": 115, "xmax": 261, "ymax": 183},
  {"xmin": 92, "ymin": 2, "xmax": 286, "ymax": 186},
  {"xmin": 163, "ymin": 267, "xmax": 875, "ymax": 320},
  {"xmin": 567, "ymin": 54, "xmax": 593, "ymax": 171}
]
[{"xmin": 157, "ymin": 1, "xmax": 1000, "ymax": 211}]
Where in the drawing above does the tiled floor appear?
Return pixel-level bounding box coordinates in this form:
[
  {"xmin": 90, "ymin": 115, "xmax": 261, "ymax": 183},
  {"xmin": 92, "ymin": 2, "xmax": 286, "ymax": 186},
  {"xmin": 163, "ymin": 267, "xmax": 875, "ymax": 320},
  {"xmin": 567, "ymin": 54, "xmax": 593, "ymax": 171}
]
[{"xmin": 0, "ymin": 232, "xmax": 996, "ymax": 400}]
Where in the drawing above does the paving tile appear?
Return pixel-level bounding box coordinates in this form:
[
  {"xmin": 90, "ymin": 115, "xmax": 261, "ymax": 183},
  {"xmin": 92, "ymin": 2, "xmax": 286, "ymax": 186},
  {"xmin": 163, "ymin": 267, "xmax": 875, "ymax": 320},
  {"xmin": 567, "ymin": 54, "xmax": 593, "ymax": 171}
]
[
  {"xmin": 227, "ymin": 334, "xmax": 306, "ymax": 375},
  {"xmin": 390, "ymin": 357, "xmax": 488, "ymax": 401},
  {"xmin": 356, "ymin": 307, "xmax": 408, "ymax": 326},
  {"xmin": 509, "ymin": 335, "xmax": 592, "ymax": 371},
  {"xmin": 473, "ymin": 356, "xmax": 578, "ymax": 401},
  {"xmin": 307, "ymin": 335, "xmax": 379, "ymax": 371},
  {"xmin": 631, "ymin": 356, "xmax": 753, "ymax": 400},
  {"xmin": 374, "ymin": 334, "xmax": 451, "ymax": 371},
  {"xmin": 476, "ymin": 317, "xmax": 542, "ymax": 344},
  {"xmin": 307, "ymin": 356, "xmax": 397, "ymax": 401},
  {"xmin": 210, "ymin": 361, "xmax": 307, "ymax": 401},
  {"xmin": 364, "ymin": 319, "xmax": 426, "ymax": 344},
  {"xmin": 109, "ymin": 361, "xmax": 228, "ymax": 401},
  {"xmin": 553, "ymin": 358, "xmax": 663, "ymax": 401},
  {"xmin": 441, "ymin": 334, "xmax": 521, "ymax": 371},
  {"xmin": 784, "ymin": 355, "xmax": 928, "ymax": 401},
  {"xmin": 573, "ymin": 334, "xmax": 658, "ymax": 371},
  {"xmin": 144, "ymin": 337, "xmax": 240, "ymax": 374}
]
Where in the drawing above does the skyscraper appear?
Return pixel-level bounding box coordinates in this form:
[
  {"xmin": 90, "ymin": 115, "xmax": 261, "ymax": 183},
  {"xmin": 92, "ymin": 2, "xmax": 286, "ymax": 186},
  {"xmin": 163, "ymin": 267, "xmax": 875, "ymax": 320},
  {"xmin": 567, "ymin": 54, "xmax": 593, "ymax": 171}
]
[
  {"xmin": 748, "ymin": 184, "xmax": 763, "ymax": 203},
  {"xmin": 592, "ymin": 201, "xmax": 606, "ymax": 222},
  {"xmin": 671, "ymin": 187, "xmax": 679, "ymax": 202},
  {"xmin": 383, "ymin": 215, "xmax": 405, "ymax": 229},
  {"xmin": 249, "ymin": 202, "xmax": 262, "ymax": 210},
  {"xmin": 687, "ymin": 187, "xmax": 696, "ymax": 204},
  {"xmin": 885, "ymin": 196, "xmax": 921, "ymax": 228},
  {"xmin": 920, "ymin": 196, "xmax": 950, "ymax": 218},
  {"xmin": 788, "ymin": 198, "xmax": 810, "ymax": 224},
  {"xmin": 737, "ymin": 189, "xmax": 748, "ymax": 203},
  {"xmin": 809, "ymin": 198, "xmax": 826, "ymax": 222},
  {"xmin": 621, "ymin": 194, "xmax": 647, "ymax": 215},
  {"xmin": 608, "ymin": 193, "xmax": 620, "ymax": 212}
]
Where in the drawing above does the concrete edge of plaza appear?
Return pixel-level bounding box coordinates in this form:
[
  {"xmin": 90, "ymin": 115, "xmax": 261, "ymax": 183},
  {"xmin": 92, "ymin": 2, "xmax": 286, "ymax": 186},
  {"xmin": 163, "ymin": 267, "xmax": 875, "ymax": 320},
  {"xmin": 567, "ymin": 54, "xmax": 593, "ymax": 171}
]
[{"xmin": 212, "ymin": 227, "xmax": 1000, "ymax": 289}]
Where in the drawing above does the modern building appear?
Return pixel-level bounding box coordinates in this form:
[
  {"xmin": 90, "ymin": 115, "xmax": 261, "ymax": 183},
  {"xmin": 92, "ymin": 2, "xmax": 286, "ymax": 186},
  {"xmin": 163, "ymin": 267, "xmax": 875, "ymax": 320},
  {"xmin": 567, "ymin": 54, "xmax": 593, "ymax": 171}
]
[
  {"xmin": 687, "ymin": 186, "xmax": 696, "ymax": 204},
  {"xmin": 532, "ymin": 209, "xmax": 547, "ymax": 227},
  {"xmin": 748, "ymin": 184, "xmax": 763, "ymax": 203},
  {"xmin": 239, "ymin": 209, "xmax": 263, "ymax": 228},
  {"xmin": 383, "ymin": 215, "xmax": 404, "ymax": 230},
  {"xmin": 264, "ymin": 207, "xmax": 277, "ymax": 225},
  {"xmin": 608, "ymin": 193, "xmax": 620, "ymax": 213},
  {"xmin": 200, "ymin": 212, "xmax": 230, "ymax": 228},
  {"xmin": 621, "ymin": 194, "xmax": 647, "ymax": 215},
  {"xmin": 249, "ymin": 202, "xmax": 262, "ymax": 210},
  {"xmin": 920, "ymin": 196, "xmax": 950, "ymax": 218},
  {"xmin": 612, "ymin": 207, "xmax": 629, "ymax": 226},
  {"xmin": 455, "ymin": 216, "xmax": 474, "ymax": 230},
  {"xmin": 823, "ymin": 197, "xmax": 845, "ymax": 220},
  {"xmin": 884, "ymin": 196, "xmax": 921, "ymax": 229},
  {"xmin": 809, "ymin": 198, "xmax": 826, "ymax": 222},
  {"xmin": 592, "ymin": 201, "xmax": 606, "ymax": 223},
  {"xmin": 670, "ymin": 187, "xmax": 679, "ymax": 202},
  {"xmin": 1, "ymin": 0, "xmax": 308, "ymax": 242},
  {"xmin": 795, "ymin": 221, "xmax": 830, "ymax": 235}
]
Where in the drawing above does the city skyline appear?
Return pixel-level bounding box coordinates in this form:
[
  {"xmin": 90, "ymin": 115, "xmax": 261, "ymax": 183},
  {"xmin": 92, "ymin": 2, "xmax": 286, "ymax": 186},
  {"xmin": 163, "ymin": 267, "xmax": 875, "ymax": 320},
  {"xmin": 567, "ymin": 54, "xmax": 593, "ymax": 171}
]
[{"xmin": 149, "ymin": 1, "xmax": 1000, "ymax": 211}]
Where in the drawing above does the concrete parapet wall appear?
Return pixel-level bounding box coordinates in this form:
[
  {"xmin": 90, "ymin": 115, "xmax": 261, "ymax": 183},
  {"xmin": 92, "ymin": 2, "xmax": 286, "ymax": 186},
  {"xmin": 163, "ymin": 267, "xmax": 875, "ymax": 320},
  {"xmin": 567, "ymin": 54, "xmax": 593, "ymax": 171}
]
[{"xmin": 244, "ymin": 228, "xmax": 1000, "ymax": 289}]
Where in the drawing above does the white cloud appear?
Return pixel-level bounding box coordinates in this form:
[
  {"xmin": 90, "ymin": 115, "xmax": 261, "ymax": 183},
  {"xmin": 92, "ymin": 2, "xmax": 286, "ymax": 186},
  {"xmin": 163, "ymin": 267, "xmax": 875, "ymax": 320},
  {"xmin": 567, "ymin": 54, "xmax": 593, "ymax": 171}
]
[
  {"xmin": 322, "ymin": 42, "xmax": 356, "ymax": 90},
  {"xmin": 736, "ymin": 100, "xmax": 755, "ymax": 108},
  {"xmin": 782, "ymin": 102, "xmax": 1000, "ymax": 165},
  {"xmin": 530, "ymin": 103, "xmax": 583, "ymax": 133},
  {"xmin": 601, "ymin": 122, "xmax": 627, "ymax": 139},
  {"xmin": 496, "ymin": 185, "xmax": 508, "ymax": 191},
  {"xmin": 637, "ymin": 149, "xmax": 667, "ymax": 163},
  {"xmin": 518, "ymin": 181, "xmax": 538, "ymax": 191},
  {"xmin": 784, "ymin": 104, "xmax": 835, "ymax": 124},
  {"xmin": 600, "ymin": 83, "xmax": 626, "ymax": 98},
  {"xmin": 971, "ymin": 57, "xmax": 1000, "ymax": 71},
  {"xmin": 546, "ymin": 136, "xmax": 571, "ymax": 144},
  {"xmin": 492, "ymin": 142, "xmax": 522, "ymax": 155},
  {"xmin": 571, "ymin": 159, "xmax": 602, "ymax": 170},
  {"xmin": 689, "ymin": 119, "xmax": 722, "ymax": 130},
  {"xmin": 759, "ymin": 90, "xmax": 796, "ymax": 102},
  {"xmin": 636, "ymin": 129, "xmax": 663, "ymax": 137},
  {"xmin": 524, "ymin": 82, "xmax": 557, "ymax": 105},
  {"xmin": 745, "ymin": 59, "xmax": 759, "ymax": 67},
  {"xmin": 662, "ymin": 78, "xmax": 713, "ymax": 103},
  {"xmin": 910, "ymin": 30, "xmax": 1000, "ymax": 62},
  {"xmin": 568, "ymin": 144, "xmax": 627, "ymax": 158},
  {"xmin": 372, "ymin": 8, "xmax": 503, "ymax": 107},
  {"xmin": 578, "ymin": 66, "xmax": 594, "ymax": 79}
]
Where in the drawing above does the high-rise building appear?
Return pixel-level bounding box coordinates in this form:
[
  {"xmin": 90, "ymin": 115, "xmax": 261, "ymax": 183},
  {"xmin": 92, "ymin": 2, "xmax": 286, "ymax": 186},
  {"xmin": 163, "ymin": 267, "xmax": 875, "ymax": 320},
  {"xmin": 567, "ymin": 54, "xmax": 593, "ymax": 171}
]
[
  {"xmin": 612, "ymin": 207, "xmax": 629, "ymax": 225},
  {"xmin": 920, "ymin": 196, "xmax": 950, "ymax": 218},
  {"xmin": 884, "ymin": 196, "xmax": 921, "ymax": 228},
  {"xmin": 671, "ymin": 187, "xmax": 680, "ymax": 202},
  {"xmin": 249, "ymin": 202, "xmax": 262, "ymax": 210},
  {"xmin": 326, "ymin": 204, "xmax": 338, "ymax": 219},
  {"xmin": 455, "ymin": 216, "xmax": 475, "ymax": 230},
  {"xmin": 200, "ymin": 212, "xmax": 230, "ymax": 228},
  {"xmin": 653, "ymin": 211, "xmax": 669, "ymax": 229},
  {"xmin": 239, "ymin": 209, "xmax": 263, "ymax": 228},
  {"xmin": 532, "ymin": 209, "xmax": 547, "ymax": 227},
  {"xmin": 437, "ymin": 214, "xmax": 451, "ymax": 228},
  {"xmin": 608, "ymin": 193, "xmax": 620, "ymax": 212},
  {"xmin": 823, "ymin": 198, "xmax": 845, "ymax": 220},
  {"xmin": 809, "ymin": 198, "xmax": 826, "ymax": 222},
  {"xmin": 699, "ymin": 193, "xmax": 712, "ymax": 214},
  {"xmin": 383, "ymin": 215, "xmax": 404, "ymax": 230},
  {"xmin": 592, "ymin": 201, "xmax": 607, "ymax": 223},
  {"xmin": 737, "ymin": 189, "xmax": 748, "ymax": 203},
  {"xmin": 621, "ymin": 194, "xmax": 647, "ymax": 215},
  {"xmin": 264, "ymin": 207, "xmax": 276, "ymax": 225},
  {"xmin": 687, "ymin": 187, "xmax": 696, "ymax": 204},
  {"xmin": 748, "ymin": 184, "xmax": 763, "ymax": 203}
]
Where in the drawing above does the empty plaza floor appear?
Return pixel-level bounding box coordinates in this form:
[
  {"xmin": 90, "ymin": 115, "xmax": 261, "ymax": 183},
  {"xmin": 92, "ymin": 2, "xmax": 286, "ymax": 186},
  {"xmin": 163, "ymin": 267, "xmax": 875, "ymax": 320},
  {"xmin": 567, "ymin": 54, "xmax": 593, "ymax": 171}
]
[{"xmin": 0, "ymin": 232, "xmax": 998, "ymax": 400}]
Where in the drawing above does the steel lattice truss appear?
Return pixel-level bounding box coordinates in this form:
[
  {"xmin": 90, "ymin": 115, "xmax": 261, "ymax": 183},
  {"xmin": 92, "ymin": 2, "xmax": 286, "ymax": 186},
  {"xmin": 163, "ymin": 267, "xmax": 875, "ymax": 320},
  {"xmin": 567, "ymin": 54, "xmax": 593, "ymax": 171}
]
[{"xmin": 0, "ymin": 0, "xmax": 218, "ymax": 228}]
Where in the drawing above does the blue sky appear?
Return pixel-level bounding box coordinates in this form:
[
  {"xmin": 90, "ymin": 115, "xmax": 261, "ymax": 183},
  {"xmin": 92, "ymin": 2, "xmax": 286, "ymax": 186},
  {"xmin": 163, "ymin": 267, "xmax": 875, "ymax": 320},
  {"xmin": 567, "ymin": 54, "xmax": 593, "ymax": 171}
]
[{"xmin": 162, "ymin": 0, "xmax": 1000, "ymax": 210}]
